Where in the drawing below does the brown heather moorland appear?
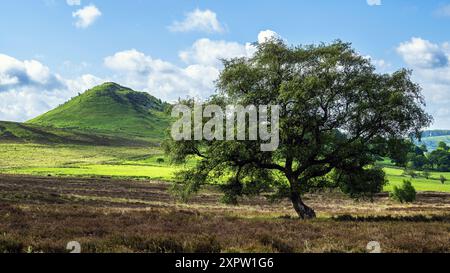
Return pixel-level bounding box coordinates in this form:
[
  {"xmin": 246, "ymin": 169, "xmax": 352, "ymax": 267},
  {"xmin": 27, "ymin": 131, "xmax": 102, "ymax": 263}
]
[{"xmin": 0, "ymin": 174, "xmax": 449, "ymax": 253}]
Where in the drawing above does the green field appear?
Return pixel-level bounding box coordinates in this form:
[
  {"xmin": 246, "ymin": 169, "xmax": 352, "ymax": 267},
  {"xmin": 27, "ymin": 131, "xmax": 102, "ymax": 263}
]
[
  {"xmin": 1, "ymin": 143, "xmax": 450, "ymax": 192},
  {"xmin": 383, "ymin": 167, "xmax": 450, "ymax": 192},
  {"xmin": 0, "ymin": 143, "xmax": 178, "ymax": 180}
]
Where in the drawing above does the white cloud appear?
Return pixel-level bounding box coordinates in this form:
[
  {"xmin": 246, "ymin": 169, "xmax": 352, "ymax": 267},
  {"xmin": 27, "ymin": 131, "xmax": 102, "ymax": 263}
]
[
  {"xmin": 66, "ymin": 0, "xmax": 81, "ymax": 6},
  {"xmin": 397, "ymin": 37, "xmax": 449, "ymax": 68},
  {"xmin": 103, "ymin": 30, "xmax": 287, "ymax": 102},
  {"xmin": 104, "ymin": 49, "xmax": 219, "ymax": 101},
  {"xmin": 72, "ymin": 5, "xmax": 102, "ymax": 29},
  {"xmin": 179, "ymin": 38, "xmax": 255, "ymax": 66},
  {"xmin": 0, "ymin": 73, "xmax": 104, "ymax": 122},
  {"xmin": 372, "ymin": 59, "xmax": 391, "ymax": 71},
  {"xmin": 168, "ymin": 9, "xmax": 224, "ymax": 33},
  {"xmin": 367, "ymin": 0, "xmax": 381, "ymax": 6},
  {"xmin": 64, "ymin": 74, "xmax": 106, "ymax": 95},
  {"xmin": 0, "ymin": 54, "xmax": 104, "ymax": 122},
  {"xmin": 0, "ymin": 54, "xmax": 63, "ymax": 91},
  {"xmin": 0, "ymin": 88, "xmax": 56, "ymax": 122},
  {"xmin": 0, "ymin": 30, "xmax": 287, "ymax": 122},
  {"xmin": 104, "ymin": 49, "xmax": 155, "ymax": 74},
  {"xmin": 363, "ymin": 55, "xmax": 392, "ymax": 72},
  {"xmin": 397, "ymin": 37, "xmax": 450, "ymax": 129},
  {"xmin": 258, "ymin": 30, "xmax": 281, "ymax": 44},
  {"xmin": 178, "ymin": 30, "xmax": 280, "ymax": 67}
]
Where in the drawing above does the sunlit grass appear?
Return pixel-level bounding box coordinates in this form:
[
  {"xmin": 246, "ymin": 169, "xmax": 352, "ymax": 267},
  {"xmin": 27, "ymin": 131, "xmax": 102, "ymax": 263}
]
[
  {"xmin": 6, "ymin": 164, "xmax": 176, "ymax": 180},
  {"xmin": 384, "ymin": 167, "xmax": 450, "ymax": 192},
  {"xmin": 1, "ymin": 143, "xmax": 450, "ymax": 192}
]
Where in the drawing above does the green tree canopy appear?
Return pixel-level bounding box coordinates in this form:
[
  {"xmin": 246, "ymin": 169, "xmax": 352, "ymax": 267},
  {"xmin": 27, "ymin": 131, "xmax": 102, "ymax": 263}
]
[{"xmin": 165, "ymin": 40, "xmax": 432, "ymax": 219}]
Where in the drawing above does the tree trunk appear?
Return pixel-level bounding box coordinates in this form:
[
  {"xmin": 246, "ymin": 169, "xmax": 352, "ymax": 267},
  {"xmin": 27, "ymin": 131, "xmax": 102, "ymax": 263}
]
[{"xmin": 291, "ymin": 191, "xmax": 316, "ymax": 219}]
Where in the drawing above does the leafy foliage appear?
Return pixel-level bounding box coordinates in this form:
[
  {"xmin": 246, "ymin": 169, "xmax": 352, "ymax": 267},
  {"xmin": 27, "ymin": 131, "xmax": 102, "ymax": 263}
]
[
  {"xmin": 403, "ymin": 169, "xmax": 418, "ymax": 178},
  {"xmin": 402, "ymin": 141, "xmax": 450, "ymax": 172},
  {"xmin": 421, "ymin": 170, "xmax": 431, "ymax": 180},
  {"xmin": 156, "ymin": 158, "xmax": 165, "ymax": 164},
  {"xmin": 334, "ymin": 167, "xmax": 387, "ymax": 199},
  {"xmin": 165, "ymin": 39, "xmax": 431, "ymax": 218},
  {"xmin": 390, "ymin": 180, "xmax": 417, "ymax": 203}
]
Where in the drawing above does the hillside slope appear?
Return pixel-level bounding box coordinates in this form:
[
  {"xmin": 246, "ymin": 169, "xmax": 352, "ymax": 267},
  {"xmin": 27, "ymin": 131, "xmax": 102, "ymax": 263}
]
[
  {"xmin": 27, "ymin": 82, "xmax": 171, "ymax": 143},
  {"xmin": 417, "ymin": 130, "xmax": 450, "ymax": 150},
  {"xmin": 0, "ymin": 121, "xmax": 151, "ymax": 146}
]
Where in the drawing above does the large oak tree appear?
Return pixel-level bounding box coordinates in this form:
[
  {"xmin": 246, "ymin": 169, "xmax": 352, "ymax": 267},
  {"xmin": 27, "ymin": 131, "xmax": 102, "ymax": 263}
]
[{"xmin": 164, "ymin": 40, "xmax": 432, "ymax": 219}]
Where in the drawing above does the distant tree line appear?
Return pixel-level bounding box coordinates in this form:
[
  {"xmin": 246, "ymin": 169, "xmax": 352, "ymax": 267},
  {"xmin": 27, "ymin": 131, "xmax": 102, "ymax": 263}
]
[{"xmin": 390, "ymin": 140, "xmax": 450, "ymax": 172}]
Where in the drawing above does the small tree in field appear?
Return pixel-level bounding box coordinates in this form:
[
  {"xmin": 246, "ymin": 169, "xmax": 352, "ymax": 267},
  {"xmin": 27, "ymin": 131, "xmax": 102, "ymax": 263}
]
[
  {"xmin": 164, "ymin": 40, "xmax": 431, "ymax": 219},
  {"xmin": 156, "ymin": 158, "xmax": 165, "ymax": 164},
  {"xmin": 403, "ymin": 169, "xmax": 418, "ymax": 179},
  {"xmin": 390, "ymin": 180, "xmax": 416, "ymax": 203},
  {"xmin": 421, "ymin": 170, "xmax": 431, "ymax": 180}
]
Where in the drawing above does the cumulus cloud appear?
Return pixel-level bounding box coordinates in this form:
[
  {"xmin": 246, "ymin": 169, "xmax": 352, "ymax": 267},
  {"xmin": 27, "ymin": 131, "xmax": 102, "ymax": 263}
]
[
  {"xmin": 0, "ymin": 73, "xmax": 103, "ymax": 122},
  {"xmin": 0, "ymin": 30, "xmax": 283, "ymax": 122},
  {"xmin": 66, "ymin": 0, "xmax": 81, "ymax": 6},
  {"xmin": 363, "ymin": 55, "xmax": 392, "ymax": 72},
  {"xmin": 104, "ymin": 49, "xmax": 219, "ymax": 100},
  {"xmin": 65, "ymin": 74, "xmax": 106, "ymax": 95},
  {"xmin": 177, "ymin": 29, "xmax": 281, "ymax": 66},
  {"xmin": 72, "ymin": 5, "xmax": 102, "ymax": 28},
  {"xmin": 179, "ymin": 39, "xmax": 255, "ymax": 66},
  {"xmin": 367, "ymin": 0, "xmax": 381, "ymax": 6},
  {"xmin": 0, "ymin": 54, "xmax": 64, "ymax": 91},
  {"xmin": 168, "ymin": 9, "xmax": 224, "ymax": 33},
  {"xmin": 397, "ymin": 37, "xmax": 450, "ymax": 128},
  {"xmin": 104, "ymin": 49, "xmax": 155, "ymax": 74},
  {"xmin": 397, "ymin": 37, "xmax": 448, "ymax": 68},
  {"xmin": 0, "ymin": 54, "xmax": 104, "ymax": 122},
  {"xmin": 103, "ymin": 30, "xmax": 286, "ymax": 102},
  {"xmin": 258, "ymin": 30, "xmax": 281, "ymax": 44}
]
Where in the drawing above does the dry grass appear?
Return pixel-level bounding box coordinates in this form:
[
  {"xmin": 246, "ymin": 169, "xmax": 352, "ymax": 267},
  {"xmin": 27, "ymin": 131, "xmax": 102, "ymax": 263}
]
[{"xmin": 0, "ymin": 175, "xmax": 449, "ymax": 253}]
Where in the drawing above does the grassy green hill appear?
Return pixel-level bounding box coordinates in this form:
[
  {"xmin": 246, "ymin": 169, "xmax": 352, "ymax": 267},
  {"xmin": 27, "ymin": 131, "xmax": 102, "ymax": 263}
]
[
  {"xmin": 25, "ymin": 82, "xmax": 171, "ymax": 144},
  {"xmin": 0, "ymin": 82, "xmax": 172, "ymax": 146}
]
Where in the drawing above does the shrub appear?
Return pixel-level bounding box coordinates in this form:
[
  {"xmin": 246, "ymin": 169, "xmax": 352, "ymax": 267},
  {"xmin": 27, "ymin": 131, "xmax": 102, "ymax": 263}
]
[
  {"xmin": 187, "ymin": 236, "xmax": 221, "ymax": 253},
  {"xmin": 390, "ymin": 180, "xmax": 416, "ymax": 203},
  {"xmin": 0, "ymin": 236, "xmax": 23, "ymax": 253},
  {"xmin": 259, "ymin": 234, "xmax": 294, "ymax": 253},
  {"xmin": 335, "ymin": 167, "xmax": 387, "ymax": 199},
  {"xmin": 440, "ymin": 175, "xmax": 447, "ymax": 185},
  {"xmin": 402, "ymin": 169, "xmax": 418, "ymax": 179},
  {"xmin": 421, "ymin": 170, "xmax": 431, "ymax": 180},
  {"xmin": 156, "ymin": 158, "xmax": 165, "ymax": 164},
  {"xmin": 147, "ymin": 237, "xmax": 184, "ymax": 253}
]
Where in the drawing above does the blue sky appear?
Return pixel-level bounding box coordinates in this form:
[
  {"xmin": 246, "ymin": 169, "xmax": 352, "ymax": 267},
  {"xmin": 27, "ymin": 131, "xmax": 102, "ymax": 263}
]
[{"xmin": 1, "ymin": 0, "xmax": 450, "ymax": 129}]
